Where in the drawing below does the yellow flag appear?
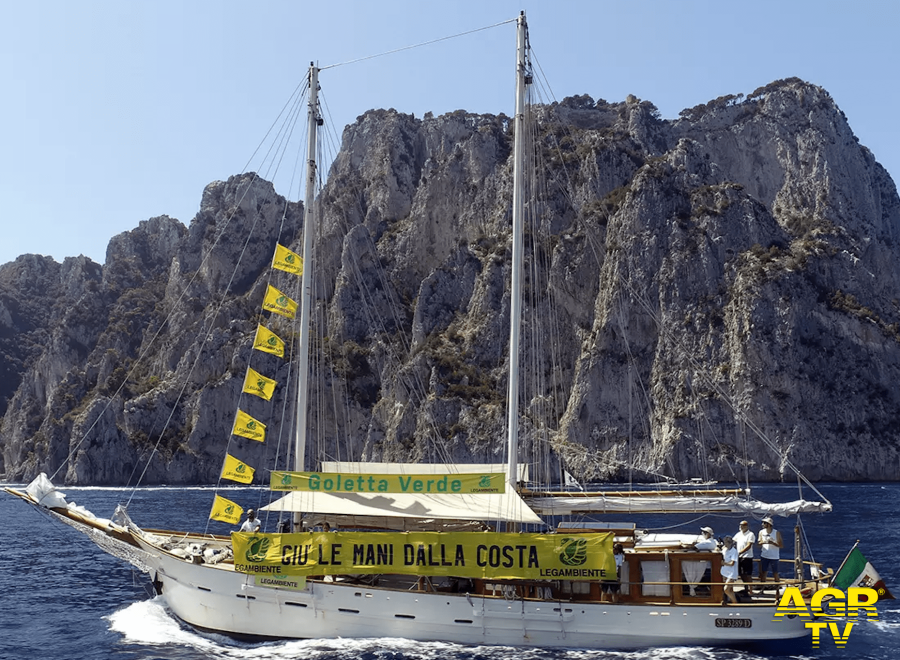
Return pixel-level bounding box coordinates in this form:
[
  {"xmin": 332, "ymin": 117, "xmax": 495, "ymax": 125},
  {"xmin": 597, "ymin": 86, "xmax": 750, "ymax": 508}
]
[
  {"xmin": 253, "ymin": 324, "xmax": 285, "ymax": 358},
  {"xmin": 222, "ymin": 453, "xmax": 255, "ymax": 484},
  {"xmin": 209, "ymin": 494, "xmax": 243, "ymax": 524},
  {"xmin": 273, "ymin": 243, "xmax": 303, "ymax": 275},
  {"xmin": 263, "ymin": 285, "xmax": 297, "ymax": 319},
  {"xmin": 243, "ymin": 367, "xmax": 277, "ymax": 401},
  {"xmin": 232, "ymin": 409, "xmax": 266, "ymax": 442}
]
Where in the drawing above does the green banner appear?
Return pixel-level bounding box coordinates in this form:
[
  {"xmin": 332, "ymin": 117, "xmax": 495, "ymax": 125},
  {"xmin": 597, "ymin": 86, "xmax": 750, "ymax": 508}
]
[
  {"xmin": 270, "ymin": 471, "xmax": 505, "ymax": 494},
  {"xmin": 232, "ymin": 530, "xmax": 615, "ymax": 580}
]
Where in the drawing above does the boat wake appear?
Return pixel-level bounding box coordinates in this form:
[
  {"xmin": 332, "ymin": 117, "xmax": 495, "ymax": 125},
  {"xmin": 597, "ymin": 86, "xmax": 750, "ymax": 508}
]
[
  {"xmin": 105, "ymin": 598, "xmax": 767, "ymax": 660},
  {"xmin": 106, "ymin": 597, "xmax": 226, "ymax": 651}
]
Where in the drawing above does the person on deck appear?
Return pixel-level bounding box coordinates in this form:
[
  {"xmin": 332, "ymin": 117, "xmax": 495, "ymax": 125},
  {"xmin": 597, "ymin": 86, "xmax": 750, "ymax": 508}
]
[
  {"xmin": 240, "ymin": 509, "xmax": 261, "ymax": 533},
  {"xmin": 695, "ymin": 526, "xmax": 717, "ymax": 551},
  {"xmin": 601, "ymin": 543, "xmax": 625, "ymax": 603},
  {"xmin": 721, "ymin": 536, "xmax": 738, "ymax": 603},
  {"xmin": 733, "ymin": 520, "xmax": 756, "ymax": 594},
  {"xmin": 757, "ymin": 516, "xmax": 783, "ymax": 587}
]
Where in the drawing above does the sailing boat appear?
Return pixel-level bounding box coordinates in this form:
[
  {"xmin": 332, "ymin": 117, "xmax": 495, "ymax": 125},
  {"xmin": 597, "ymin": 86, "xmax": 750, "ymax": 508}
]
[{"xmin": 5, "ymin": 12, "xmax": 842, "ymax": 649}]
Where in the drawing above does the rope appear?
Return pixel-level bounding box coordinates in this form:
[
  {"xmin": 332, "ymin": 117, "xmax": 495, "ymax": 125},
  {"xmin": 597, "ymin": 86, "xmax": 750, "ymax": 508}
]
[{"xmin": 321, "ymin": 18, "xmax": 516, "ymax": 70}]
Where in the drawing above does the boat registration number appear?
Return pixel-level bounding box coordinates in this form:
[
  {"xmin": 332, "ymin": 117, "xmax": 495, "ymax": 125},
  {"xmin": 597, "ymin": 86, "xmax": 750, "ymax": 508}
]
[{"xmin": 715, "ymin": 618, "xmax": 752, "ymax": 628}]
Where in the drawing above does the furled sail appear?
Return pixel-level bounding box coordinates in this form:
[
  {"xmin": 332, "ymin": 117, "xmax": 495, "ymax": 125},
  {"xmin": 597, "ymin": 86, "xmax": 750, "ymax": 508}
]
[{"xmin": 525, "ymin": 492, "xmax": 832, "ymax": 516}]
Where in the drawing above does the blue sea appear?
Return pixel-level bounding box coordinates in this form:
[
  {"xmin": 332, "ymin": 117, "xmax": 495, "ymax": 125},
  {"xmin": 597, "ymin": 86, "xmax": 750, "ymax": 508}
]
[{"xmin": 2, "ymin": 483, "xmax": 898, "ymax": 660}]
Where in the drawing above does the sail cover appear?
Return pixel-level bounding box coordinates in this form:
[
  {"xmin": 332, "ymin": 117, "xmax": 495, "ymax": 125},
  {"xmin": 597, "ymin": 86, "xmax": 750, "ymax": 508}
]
[
  {"xmin": 321, "ymin": 462, "xmax": 530, "ymax": 481},
  {"xmin": 262, "ymin": 463, "xmax": 542, "ymax": 524},
  {"xmin": 525, "ymin": 494, "xmax": 832, "ymax": 516}
]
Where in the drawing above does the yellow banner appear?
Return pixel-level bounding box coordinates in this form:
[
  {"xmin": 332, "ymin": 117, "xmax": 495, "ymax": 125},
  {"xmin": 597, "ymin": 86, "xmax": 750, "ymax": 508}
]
[
  {"xmin": 243, "ymin": 367, "xmax": 277, "ymax": 401},
  {"xmin": 222, "ymin": 453, "xmax": 255, "ymax": 484},
  {"xmin": 273, "ymin": 243, "xmax": 303, "ymax": 275},
  {"xmin": 253, "ymin": 324, "xmax": 285, "ymax": 358},
  {"xmin": 209, "ymin": 494, "xmax": 243, "ymax": 524},
  {"xmin": 270, "ymin": 471, "xmax": 505, "ymax": 494},
  {"xmin": 263, "ymin": 285, "xmax": 297, "ymax": 319},
  {"xmin": 232, "ymin": 409, "xmax": 266, "ymax": 442},
  {"xmin": 232, "ymin": 531, "xmax": 615, "ymax": 580}
]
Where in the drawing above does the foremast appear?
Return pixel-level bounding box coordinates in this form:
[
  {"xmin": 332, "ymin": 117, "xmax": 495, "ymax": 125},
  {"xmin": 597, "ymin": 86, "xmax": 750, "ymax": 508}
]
[
  {"xmin": 294, "ymin": 64, "xmax": 320, "ymax": 480},
  {"xmin": 506, "ymin": 11, "xmax": 529, "ymax": 493}
]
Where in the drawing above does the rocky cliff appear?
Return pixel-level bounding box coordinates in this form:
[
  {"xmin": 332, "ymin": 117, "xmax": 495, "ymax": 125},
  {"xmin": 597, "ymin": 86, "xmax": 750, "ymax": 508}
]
[{"xmin": 1, "ymin": 78, "xmax": 898, "ymax": 484}]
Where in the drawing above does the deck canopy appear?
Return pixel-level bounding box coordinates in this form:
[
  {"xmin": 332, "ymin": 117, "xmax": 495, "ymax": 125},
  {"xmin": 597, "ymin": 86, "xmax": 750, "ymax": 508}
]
[{"xmin": 262, "ymin": 463, "xmax": 542, "ymax": 525}]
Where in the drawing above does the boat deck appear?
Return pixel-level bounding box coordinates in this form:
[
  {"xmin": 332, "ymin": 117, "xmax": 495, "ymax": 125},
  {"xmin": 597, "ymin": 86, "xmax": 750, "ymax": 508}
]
[{"xmin": 142, "ymin": 528, "xmax": 816, "ymax": 608}]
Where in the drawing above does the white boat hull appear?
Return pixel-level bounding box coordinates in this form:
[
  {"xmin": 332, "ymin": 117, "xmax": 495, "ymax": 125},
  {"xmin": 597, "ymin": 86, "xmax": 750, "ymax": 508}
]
[{"xmin": 144, "ymin": 540, "xmax": 808, "ymax": 649}]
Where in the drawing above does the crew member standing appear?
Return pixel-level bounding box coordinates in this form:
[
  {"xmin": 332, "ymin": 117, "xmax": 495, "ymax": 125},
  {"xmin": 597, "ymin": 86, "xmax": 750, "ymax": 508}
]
[
  {"xmin": 757, "ymin": 516, "xmax": 782, "ymax": 586},
  {"xmin": 733, "ymin": 520, "xmax": 756, "ymax": 594}
]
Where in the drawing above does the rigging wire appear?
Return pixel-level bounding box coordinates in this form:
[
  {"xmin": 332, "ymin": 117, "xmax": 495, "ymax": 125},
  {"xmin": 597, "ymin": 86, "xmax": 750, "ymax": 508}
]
[
  {"xmin": 322, "ymin": 89, "xmax": 363, "ymax": 471},
  {"xmin": 196, "ymin": 78, "xmax": 314, "ymax": 530},
  {"xmin": 609, "ymin": 260, "xmax": 831, "ymax": 504},
  {"xmin": 525, "ymin": 53, "xmax": 829, "ymax": 501},
  {"xmin": 517, "ymin": 44, "xmax": 828, "ymax": 505},
  {"xmin": 49, "ymin": 77, "xmax": 314, "ymax": 494},
  {"xmin": 256, "ymin": 83, "xmax": 314, "ymax": 527},
  {"xmin": 517, "ymin": 43, "xmax": 578, "ymax": 488},
  {"xmin": 320, "ymin": 18, "xmax": 516, "ymax": 70},
  {"xmin": 41, "ymin": 12, "xmax": 832, "ymax": 536},
  {"xmin": 305, "ymin": 83, "xmax": 466, "ymax": 475},
  {"xmin": 43, "ymin": 18, "xmax": 534, "ymax": 526}
]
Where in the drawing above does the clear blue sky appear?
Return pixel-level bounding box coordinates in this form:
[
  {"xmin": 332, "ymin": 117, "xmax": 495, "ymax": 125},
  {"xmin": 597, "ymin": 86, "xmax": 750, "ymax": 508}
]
[{"xmin": 2, "ymin": 0, "xmax": 897, "ymax": 266}]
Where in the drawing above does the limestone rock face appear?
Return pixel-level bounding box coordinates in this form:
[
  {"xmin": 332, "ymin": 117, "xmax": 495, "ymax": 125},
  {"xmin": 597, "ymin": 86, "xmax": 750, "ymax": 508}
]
[
  {"xmin": 1, "ymin": 79, "xmax": 898, "ymax": 485},
  {"xmin": 0, "ymin": 174, "xmax": 301, "ymax": 484}
]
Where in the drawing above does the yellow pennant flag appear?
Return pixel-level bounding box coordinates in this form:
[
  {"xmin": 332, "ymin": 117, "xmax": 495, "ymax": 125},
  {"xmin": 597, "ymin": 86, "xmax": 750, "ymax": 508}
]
[
  {"xmin": 222, "ymin": 453, "xmax": 255, "ymax": 484},
  {"xmin": 232, "ymin": 409, "xmax": 266, "ymax": 442},
  {"xmin": 243, "ymin": 367, "xmax": 277, "ymax": 401},
  {"xmin": 273, "ymin": 243, "xmax": 303, "ymax": 275},
  {"xmin": 209, "ymin": 494, "xmax": 243, "ymax": 524},
  {"xmin": 263, "ymin": 285, "xmax": 297, "ymax": 319},
  {"xmin": 253, "ymin": 324, "xmax": 285, "ymax": 358}
]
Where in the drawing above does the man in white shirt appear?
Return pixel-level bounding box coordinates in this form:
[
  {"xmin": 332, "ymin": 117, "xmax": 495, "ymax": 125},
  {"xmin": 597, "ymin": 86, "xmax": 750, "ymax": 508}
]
[
  {"xmin": 240, "ymin": 509, "xmax": 261, "ymax": 533},
  {"xmin": 733, "ymin": 520, "xmax": 756, "ymax": 594},
  {"xmin": 757, "ymin": 516, "xmax": 783, "ymax": 585},
  {"xmin": 695, "ymin": 526, "xmax": 717, "ymax": 551}
]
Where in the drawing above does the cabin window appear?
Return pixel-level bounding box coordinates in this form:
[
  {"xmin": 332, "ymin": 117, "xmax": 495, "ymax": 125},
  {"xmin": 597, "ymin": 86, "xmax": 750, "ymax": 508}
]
[
  {"xmin": 681, "ymin": 559, "xmax": 710, "ymax": 597},
  {"xmin": 640, "ymin": 561, "xmax": 670, "ymax": 597}
]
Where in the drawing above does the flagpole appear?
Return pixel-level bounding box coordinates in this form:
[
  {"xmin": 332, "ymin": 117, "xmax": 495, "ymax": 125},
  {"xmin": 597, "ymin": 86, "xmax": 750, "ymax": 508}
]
[{"xmin": 829, "ymin": 539, "xmax": 860, "ymax": 587}]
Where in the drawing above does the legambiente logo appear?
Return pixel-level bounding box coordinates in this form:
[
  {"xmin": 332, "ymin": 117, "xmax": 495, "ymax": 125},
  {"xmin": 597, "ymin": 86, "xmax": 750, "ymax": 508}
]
[
  {"xmin": 245, "ymin": 536, "xmax": 271, "ymax": 563},
  {"xmin": 557, "ymin": 538, "xmax": 588, "ymax": 566},
  {"xmin": 774, "ymin": 586, "xmax": 878, "ymax": 648}
]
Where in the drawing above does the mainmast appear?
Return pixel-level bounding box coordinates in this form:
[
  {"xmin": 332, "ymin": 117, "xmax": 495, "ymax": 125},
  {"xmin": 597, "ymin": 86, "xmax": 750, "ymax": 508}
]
[
  {"xmin": 294, "ymin": 63, "xmax": 320, "ymax": 475},
  {"xmin": 506, "ymin": 12, "xmax": 529, "ymax": 490}
]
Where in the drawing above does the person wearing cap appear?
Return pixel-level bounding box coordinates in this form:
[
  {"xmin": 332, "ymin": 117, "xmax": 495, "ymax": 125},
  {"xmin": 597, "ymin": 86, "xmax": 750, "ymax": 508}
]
[
  {"xmin": 240, "ymin": 509, "xmax": 261, "ymax": 532},
  {"xmin": 720, "ymin": 536, "xmax": 738, "ymax": 603},
  {"xmin": 757, "ymin": 516, "xmax": 783, "ymax": 585},
  {"xmin": 601, "ymin": 543, "xmax": 625, "ymax": 603},
  {"xmin": 695, "ymin": 526, "xmax": 717, "ymax": 551},
  {"xmin": 733, "ymin": 520, "xmax": 756, "ymax": 594}
]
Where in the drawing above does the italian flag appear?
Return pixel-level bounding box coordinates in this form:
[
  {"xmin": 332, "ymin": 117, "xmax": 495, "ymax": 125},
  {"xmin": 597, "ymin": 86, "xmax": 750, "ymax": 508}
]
[{"xmin": 833, "ymin": 547, "xmax": 895, "ymax": 600}]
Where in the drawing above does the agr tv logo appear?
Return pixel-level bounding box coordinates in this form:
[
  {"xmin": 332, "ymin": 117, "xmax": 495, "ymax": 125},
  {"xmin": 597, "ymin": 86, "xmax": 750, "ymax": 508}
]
[{"xmin": 774, "ymin": 586, "xmax": 879, "ymax": 648}]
